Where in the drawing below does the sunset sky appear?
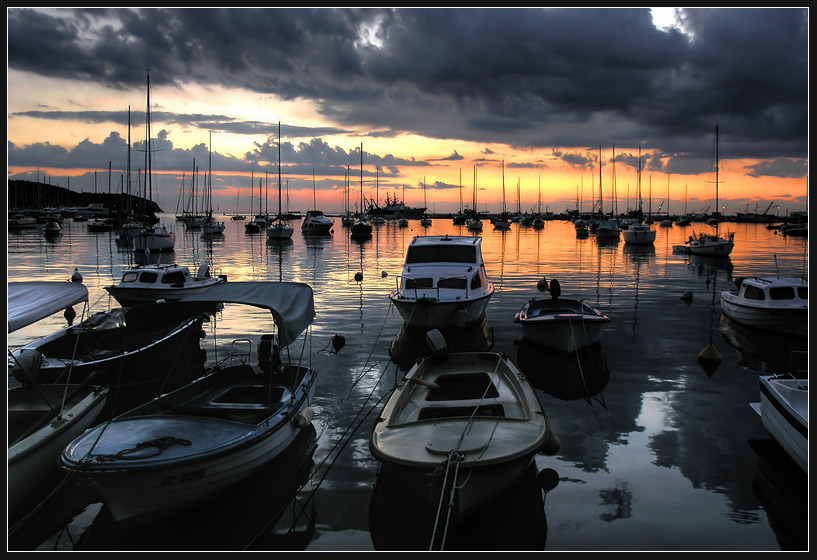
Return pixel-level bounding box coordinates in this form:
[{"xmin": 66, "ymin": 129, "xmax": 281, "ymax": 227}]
[{"xmin": 7, "ymin": 8, "xmax": 809, "ymax": 217}]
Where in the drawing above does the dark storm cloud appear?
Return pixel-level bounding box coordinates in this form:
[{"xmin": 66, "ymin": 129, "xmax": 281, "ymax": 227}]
[{"xmin": 7, "ymin": 8, "xmax": 808, "ymax": 174}]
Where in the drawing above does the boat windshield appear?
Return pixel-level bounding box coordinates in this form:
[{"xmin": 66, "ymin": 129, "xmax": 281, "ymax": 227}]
[{"xmin": 406, "ymin": 245, "xmax": 476, "ymax": 264}]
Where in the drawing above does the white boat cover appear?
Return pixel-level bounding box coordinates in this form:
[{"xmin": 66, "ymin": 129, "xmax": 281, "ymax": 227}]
[
  {"xmin": 8, "ymin": 281, "xmax": 89, "ymax": 333},
  {"xmin": 179, "ymin": 281, "xmax": 315, "ymax": 346}
]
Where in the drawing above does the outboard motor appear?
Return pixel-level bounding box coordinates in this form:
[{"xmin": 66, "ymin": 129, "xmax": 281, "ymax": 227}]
[{"xmin": 10, "ymin": 349, "xmax": 44, "ymax": 384}]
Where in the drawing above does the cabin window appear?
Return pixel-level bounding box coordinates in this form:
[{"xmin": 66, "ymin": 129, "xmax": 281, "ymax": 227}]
[
  {"xmin": 121, "ymin": 271, "xmax": 139, "ymax": 283},
  {"xmin": 742, "ymin": 285, "xmax": 765, "ymax": 300},
  {"xmin": 138, "ymin": 272, "xmax": 158, "ymax": 284},
  {"xmin": 438, "ymin": 277, "xmax": 466, "ymax": 290},
  {"xmin": 768, "ymin": 287, "xmax": 795, "ymax": 300},
  {"xmin": 405, "ymin": 245, "xmax": 477, "ymax": 264},
  {"xmin": 797, "ymin": 287, "xmax": 807, "ymax": 300},
  {"xmin": 161, "ymin": 271, "xmax": 187, "ymax": 285},
  {"xmin": 470, "ymin": 271, "xmax": 484, "ymax": 290},
  {"xmin": 405, "ymin": 277, "xmax": 433, "ymax": 289}
]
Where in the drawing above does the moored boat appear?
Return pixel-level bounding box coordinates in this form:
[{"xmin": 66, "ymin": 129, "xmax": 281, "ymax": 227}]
[
  {"xmin": 750, "ymin": 375, "xmax": 807, "ymax": 472},
  {"xmin": 514, "ymin": 278, "xmax": 611, "ymax": 353},
  {"xmin": 622, "ymin": 222, "xmax": 656, "ymax": 245},
  {"xmin": 720, "ymin": 276, "xmax": 807, "ymax": 337},
  {"xmin": 60, "ymin": 281, "xmax": 319, "ymax": 523},
  {"xmin": 8, "ymin": 281, "xmax": 109, "ymax": 528},
  {"xmin": 370, "ymin": 342, "xmax": 559, "ymax": 521},
  {"xmin": 105, "ymin": 262, "xmax": 227, "ymax": 307},
  {"xmin": 389, "ymin": 235, "xmax": 494, "ymax": 328}
]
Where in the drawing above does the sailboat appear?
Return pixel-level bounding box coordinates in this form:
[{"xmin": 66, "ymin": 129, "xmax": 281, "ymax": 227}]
[
  {"xmin": 341, "ymin": 166, "xmax": 356, "ymax": 226},
  {"xmin": 595, "ymin": 147, "xmax": 620, "ymax": 241},
  {"xmin": 302, "ymin": 168, "xmax": 334, "ymax": 235},
  {"xmin": 623, "ymin": 146, "xmax": 656, "ymax": 245},
  {"xmin": 466, "ymin": 167, "xmax": 483, "ymax": 231},
  {"xmin": 686, "ymin": 125, "xmax": 735, "ymax": 256},
  {"xmin": 244, "ymin": 170, "xmax": 261, "ymax": 233},
  {"xmin": 267, "ymin": 122, "xmax": 294, "ymax": 240},
  {"xmin": 133, "ymin": 71, "xmax": 175, "ymax": 253},
  {"xmin": 351, "ymin": 144, "xmax": 373, "ymax": 239},
  {"xmin": 420, "ymin": 177, "xmax": 432, "ymax": 227},
  {"xmin": 532, "ymin": 176, "xmax": 545, "ymax": 229},
  {"xmin": 371, "ymin": 170, "xmax": 387, "ymax": 225},
  {"xmin": 202, "ymin": 134, "xmax": 225, "ymax": 235},
  {"xmin": 494, "ymin": 161, "xmax": 511, "ymax": 230},
  {"xmin": 452, "ymin": 170, "xmax": 467, "ymax": 225}
]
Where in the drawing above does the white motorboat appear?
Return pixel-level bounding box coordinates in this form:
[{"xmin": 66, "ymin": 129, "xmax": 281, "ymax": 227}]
[
  {"xmin": 370, "ymin": 344, "xmax": 559, "ymax": 521},
  {"xmin": 43, "ymin": 220, "xmax": 62, "ymax": 237},
  {"xmin": 8, "ymin": 281, "xmax": 109, "ymax": 528},
  {"xmin": 622, "ymin": 223, "xmax": 656, "ymax": 245},
  {"xmin": 105, "ymin": 262, "xmax": 227, "ymax": 307},
  {"xmin": 389, "ymin": 235, "xmax": 495, "ymax": 329},
  {"xmin": 514, "ymin": 278, "xmax": 611, "ymax": 353},
  {"xmin": 132, "ymin": 224, "xmax": 176, "ymax": 253},
  {"xmin": 595, "ymin": 218, "xmax": 620, "ymax": 240},
  {"xmin": 750, "ymin": 375, "xmax": 807, "ymax": 472},
  {"xmin": 301, "ymin": 210, "xmax": 333, "ymax": 235},
  {"xmin": 720, "ymin": 276, "xmax": 807, "ymax": 337},
  {"xmin": 686, "ymin": 230, "xmax": 734, "ymax": 256},
  {"xmin": 60, "ymin": 281, "xmax": 319, "ymax": 523}
]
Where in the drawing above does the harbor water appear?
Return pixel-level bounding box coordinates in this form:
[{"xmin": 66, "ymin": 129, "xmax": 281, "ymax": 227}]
[{"xmin": 7, "ymin": 215, "xmax": 808, "ymax": 551}]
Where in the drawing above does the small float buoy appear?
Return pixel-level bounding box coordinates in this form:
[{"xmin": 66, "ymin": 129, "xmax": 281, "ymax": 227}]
[
  {"xmin": 70, "ymin": 268, "xmax": 83, "ymax": 283},
  {"xmin": 536, "ymin": 276, "xmax": 548, "ymax": 292},
  {"xmin": 680, "ymin": 291, "xmax": 693, "ymax": 303},
  {"xmin": 64, "ymin": 306, "xmax": 77, "ymax": 326},
  {"xmin": 697, "ymin": 343, "xmax": 722, "ymax": 376},
  {"xmin": 354, "ymin": 271, "xmax": 363, "ymax": 282},
  {"xmin": 331, "ymin": 333, "xmax": 346, "ymax": 353},
  {"xmin": 537, "ymin": 467, "xmax": 560, "ymax": 493},
  {"xmin": 381, "ymin": 270, "xmax": 388, "ymax": 278},
  {"xmin": 549, "ymin": 278, "xmax": 561, "ymax": 299}
]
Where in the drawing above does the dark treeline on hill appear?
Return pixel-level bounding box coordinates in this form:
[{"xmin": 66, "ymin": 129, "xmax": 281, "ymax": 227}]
[{"xmin": 8, "ymin": 180, "xmax": 163, "ymax": 214}]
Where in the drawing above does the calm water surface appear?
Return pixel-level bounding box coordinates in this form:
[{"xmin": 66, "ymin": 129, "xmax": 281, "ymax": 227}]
[{"xmin": 7, "ymin": 215, "xmax": 808, "ymax": 551}]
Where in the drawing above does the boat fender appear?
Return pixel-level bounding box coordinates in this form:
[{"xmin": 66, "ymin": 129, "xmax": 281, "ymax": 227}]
[
  {"xmin": 292, "ymin": 407, "xmax": 314, "ymax": 428},
  {"xmin": 64, "ymin": 306, "xmax": 77, "ymax": 325},
  {"xmin": 409, "ymin": 377, "xmax": 439, "ymax": 390},
  {"xmin": 540, "ymin": 430, "xmax": 561, "ymax": 456},
  {"xmin": 680, "ymin": 291, "xmax": 693, "ymax": 303}
]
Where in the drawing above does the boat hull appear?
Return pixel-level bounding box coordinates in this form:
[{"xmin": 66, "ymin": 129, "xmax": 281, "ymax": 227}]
[
  {"xmin": 623, "ymin": 227, "xmax": 656, "ymax": 245},
  {"xmin": 8, "ymin": 384, "xmax": 108, "ymax": 527},
  {"xmin": 720, "ymin": 297, "xmax": 807, "ymax": 337},
  {"xmin": 516, "ymin": 298, "xmax": 610, "ymax": 353},
  {"xmin": 370, "ymin": 351, "xmax": 556, "ymax": 520},
  {"xmin": 60, "ymin": 364, "xmax": 317, "ymax": 523},
  {"xmin": 389, "ymin": 291, "xmax": 493, "ymax": 329},
  {"xmin": 105, "ymin": 280, "xmax": 225, "ymax": 307},
  {"xmin": 753, "ymin": 376, "xmax": 807, "ymax": 472}
]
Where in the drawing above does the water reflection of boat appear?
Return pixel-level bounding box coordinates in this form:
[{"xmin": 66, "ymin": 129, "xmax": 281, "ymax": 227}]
[
  {"xmin": 60, "ymin": 282, "xmax": 319, "ymax": 524},
  {"xmin": 369, "ymin": 462, "xmax": 551, "ymax": 551},
  {"xmin": 371, "ymin": 341, "xmax": 559, "ymax": 522},
  {"xmin": 73, "ymin": 425, "xmax": 318, "ymax": 550},
  {"xmin": 718, "ymin": 314, "xmax": 808, "ymax": 375},
  {"xmin": 388, "ymin": 315, "xmax": 493, "ymax": 371},
  {"xmin": 749, "ymin": 375, "xmax": 807, "ymax": 473},
  {"xmin": 748, "ymin": 439, "xmax": 807, "ymax": 551},
  {"xmin": 515, "ymin": 338, "xmax": 609, "ymax": 401}
]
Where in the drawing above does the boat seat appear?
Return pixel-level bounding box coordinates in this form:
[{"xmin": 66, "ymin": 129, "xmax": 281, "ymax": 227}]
[{"xmin": 172, "ymin": 384, "xmax": 287, "ymax": 423}]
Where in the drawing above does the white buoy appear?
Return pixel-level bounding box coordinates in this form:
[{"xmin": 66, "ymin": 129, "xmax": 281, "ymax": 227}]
[{"xmin": 70, "ymin": 268, "xmax": 83, "ymax": 282}]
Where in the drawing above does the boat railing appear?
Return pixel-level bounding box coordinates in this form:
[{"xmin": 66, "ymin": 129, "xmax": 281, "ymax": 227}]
[{"xmin": 393, "ymin": 274, "xmax": 471, "ymax": 302}]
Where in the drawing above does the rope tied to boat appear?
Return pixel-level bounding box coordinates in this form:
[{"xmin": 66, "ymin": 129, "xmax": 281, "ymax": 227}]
[{"xmin": 87, "ymin": 436, "xmax": 192, "ymax": 462}]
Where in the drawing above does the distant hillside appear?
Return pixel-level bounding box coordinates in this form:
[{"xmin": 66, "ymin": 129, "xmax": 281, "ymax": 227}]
[{"xmin": 8, "ymin": 180, "xmax": 163, "ymax": 213}]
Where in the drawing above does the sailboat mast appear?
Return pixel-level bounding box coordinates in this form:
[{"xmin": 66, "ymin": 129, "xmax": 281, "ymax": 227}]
[{"xmin": 278, "ymin": 122, "xmax": 283, "ymax": 218}]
